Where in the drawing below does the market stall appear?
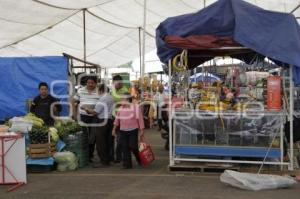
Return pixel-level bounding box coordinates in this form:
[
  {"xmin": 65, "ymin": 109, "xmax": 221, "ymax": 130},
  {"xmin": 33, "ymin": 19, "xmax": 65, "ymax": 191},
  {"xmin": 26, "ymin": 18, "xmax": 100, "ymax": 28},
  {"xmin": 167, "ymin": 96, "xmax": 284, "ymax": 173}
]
[{"xmin": 156, "ymin": 0, "xmax": 300, "ymax": 170}]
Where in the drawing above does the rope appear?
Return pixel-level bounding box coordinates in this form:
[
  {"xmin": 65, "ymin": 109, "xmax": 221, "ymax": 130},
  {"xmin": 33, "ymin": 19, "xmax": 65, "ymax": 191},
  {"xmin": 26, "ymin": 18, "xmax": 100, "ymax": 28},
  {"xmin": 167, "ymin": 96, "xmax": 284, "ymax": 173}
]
[
  {"xmin": 32, "ymin": 0, "xmax": 117, "ymax": 10},
  {"xmin": 86, "ymin": 10, "xmax": 155, "ymax": 37},
  {"xmin": 67, "ymin": 18, "xmax": 121, "ymax": 37},
  {"xmin": 38, "ymin": 34, "xmax": 83, "ymax": 51},
  {"xmin": 134, "ymin": 0, "xmax": 165, "ymax": 18},
  {"xmin": 0, "ymin": 16, "xmax": 47, "ymax": 26},
  {"xmin": 0, "ymin": 10, "xmax": 81, "ymax": 50},
  {"xmin": 86, "ymin": 30, "xmax": 135, "ymax": 57}
]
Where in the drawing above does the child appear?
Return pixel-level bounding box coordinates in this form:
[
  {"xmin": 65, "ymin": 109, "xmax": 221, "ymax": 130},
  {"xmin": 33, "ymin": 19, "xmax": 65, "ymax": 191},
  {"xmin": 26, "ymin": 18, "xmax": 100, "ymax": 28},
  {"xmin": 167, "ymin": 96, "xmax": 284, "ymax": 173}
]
[{"xmin": 112, "ymin": 93, "xmax": 145, "ymax": 169}]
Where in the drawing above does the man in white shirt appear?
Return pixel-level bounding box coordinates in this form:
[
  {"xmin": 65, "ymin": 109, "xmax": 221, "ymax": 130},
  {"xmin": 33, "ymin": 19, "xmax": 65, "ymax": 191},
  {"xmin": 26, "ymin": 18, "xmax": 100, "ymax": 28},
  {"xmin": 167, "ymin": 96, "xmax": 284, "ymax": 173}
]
[
  {"xmin": 82, "ymin": 84, "xmax": 114, "ymax": 167},
  {"xmin": 73, "ymin": 76, "xmax": 99, "ymax": 162}
]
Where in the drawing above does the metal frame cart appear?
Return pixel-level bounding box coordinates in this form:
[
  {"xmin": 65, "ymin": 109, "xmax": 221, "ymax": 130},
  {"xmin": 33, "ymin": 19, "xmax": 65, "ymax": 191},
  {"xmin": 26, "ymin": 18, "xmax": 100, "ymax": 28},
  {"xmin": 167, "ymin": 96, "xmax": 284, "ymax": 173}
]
[{"xmin": 167, "ymin": 58, "xmax": 295, "ymax": 170}]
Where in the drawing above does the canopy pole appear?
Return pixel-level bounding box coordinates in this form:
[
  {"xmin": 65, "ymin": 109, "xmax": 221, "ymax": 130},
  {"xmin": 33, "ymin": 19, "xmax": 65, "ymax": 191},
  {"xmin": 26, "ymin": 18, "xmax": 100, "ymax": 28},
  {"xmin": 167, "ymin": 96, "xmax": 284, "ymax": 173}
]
[
  {"xmin": 289, "ymin": 65, "xmax": 294, "ymax": 170},
  {"xmin": 168, "ymin": 59, "xmax": 174, "ymax": 166},
  {"xmin": 141, "ymin": 0, "xmax": 147, "ymax": 100},
  {"xmin": 83, "ymin": 9, "xmax": 87, "ymax": 72},
  {"xmin": 138, "ymin": 27, "xmax": 142, "ymax": 82}
]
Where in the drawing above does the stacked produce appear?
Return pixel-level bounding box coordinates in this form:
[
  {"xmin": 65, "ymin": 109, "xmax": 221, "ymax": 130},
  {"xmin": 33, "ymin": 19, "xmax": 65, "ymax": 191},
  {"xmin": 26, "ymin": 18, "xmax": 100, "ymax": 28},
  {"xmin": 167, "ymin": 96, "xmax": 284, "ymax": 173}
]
[
  {"xmin": 24, "ymin": 113, "xmax": 44, "ymax": 127},
  {"xmin": 29, "ymin": 126, "xmax": 49, "ymax": 144},
  {"xmin": 54, "ymin": 119, "xmax": 88, "ymax": 167},
  {"xmin": 54, "ymin": 119, "xmax": 82, "ymax": 138}
]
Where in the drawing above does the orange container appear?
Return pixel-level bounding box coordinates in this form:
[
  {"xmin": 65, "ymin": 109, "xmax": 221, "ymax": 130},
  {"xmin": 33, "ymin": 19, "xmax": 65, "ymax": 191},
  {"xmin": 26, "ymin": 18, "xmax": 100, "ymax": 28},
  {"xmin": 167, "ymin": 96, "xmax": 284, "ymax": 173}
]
[{"xmin": 267, "ymin": 76, "xmax": 282, "ymax": 110}]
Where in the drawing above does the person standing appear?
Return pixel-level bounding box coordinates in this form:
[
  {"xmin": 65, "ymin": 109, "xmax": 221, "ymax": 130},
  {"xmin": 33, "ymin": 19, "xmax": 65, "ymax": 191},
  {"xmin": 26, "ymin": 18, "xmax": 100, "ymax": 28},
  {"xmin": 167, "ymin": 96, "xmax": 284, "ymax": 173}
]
[
  {"xmin": 30, "ymin": 82, "xmax": 61, "ymax": 126},
  {"xmin": 82, "ymin": 84, "xmax": 114, "ymax": 167},
  {"xmin": 73, "ymin": 76, "xmax": 99, "ymax": 162},
  {"xmin": 111, "ymin": 75, "xmax": 128, "ymax": 163},
  {"xmin": 112, "ymin": 93, "xmax": 144, "ymax": 169},
  {"xmin": 155, "ymin": 85, "xmax": 165, "ymax": 131}
]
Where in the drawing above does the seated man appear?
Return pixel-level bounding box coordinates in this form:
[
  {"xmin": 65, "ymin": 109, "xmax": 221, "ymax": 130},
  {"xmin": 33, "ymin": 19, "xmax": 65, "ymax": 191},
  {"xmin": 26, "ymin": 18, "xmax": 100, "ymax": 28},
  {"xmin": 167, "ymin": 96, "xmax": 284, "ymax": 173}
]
[{"xmin": 30, "ymin": 82, "xmax": 61, "ymax": 126}]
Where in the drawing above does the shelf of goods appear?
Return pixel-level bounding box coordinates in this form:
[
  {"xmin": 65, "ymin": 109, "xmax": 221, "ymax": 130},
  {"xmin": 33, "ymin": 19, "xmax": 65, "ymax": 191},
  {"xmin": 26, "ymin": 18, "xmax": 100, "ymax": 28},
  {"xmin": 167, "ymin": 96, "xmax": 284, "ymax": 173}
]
[{"xmin": 171, "ymin": 110, "xmax": 288, "ymax": 166}]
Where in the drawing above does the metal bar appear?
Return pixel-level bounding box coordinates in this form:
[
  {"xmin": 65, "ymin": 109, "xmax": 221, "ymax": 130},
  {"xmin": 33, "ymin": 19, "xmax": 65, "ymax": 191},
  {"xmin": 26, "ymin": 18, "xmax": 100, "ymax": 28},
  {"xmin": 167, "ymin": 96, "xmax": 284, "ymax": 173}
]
[
  {"xmin": 173, "ymin": 158, "xmax": 290, "ymax": 166},
  {"xmin": 280, "ymin": 123, "xmax": 284, "ymax": 170},
  {"xmin": 138, "ymin": 27, "xmax": 142, "ymax": 81},
  {"xmin": 1, "ymin": 139, "xmax": 4, "ymax": 183},
  {"xmin": 291, "ymin": 4, "xmax": 300, "ymax": 13},
  {"xmin": 168, "ymin": 59, "xmax": 174, "ymax": 166},
  {"xmin": 62, "ymin": 53, "xmax": 101, "ymax": 67},
  {"xmin": 83, "ymin": 9, "xmax": 87, "ymax": 71},
  {"xmin": 289, "ymin": 65, "xmax": 294, "ymax": 170}
]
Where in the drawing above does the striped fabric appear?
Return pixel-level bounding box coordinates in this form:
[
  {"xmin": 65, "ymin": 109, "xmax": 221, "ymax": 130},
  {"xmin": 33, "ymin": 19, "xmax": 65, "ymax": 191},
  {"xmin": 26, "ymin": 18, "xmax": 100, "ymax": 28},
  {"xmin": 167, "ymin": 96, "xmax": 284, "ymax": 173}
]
[{"xmin": 74, "ymin": 86, "xmax": 99, "ymax": 116}]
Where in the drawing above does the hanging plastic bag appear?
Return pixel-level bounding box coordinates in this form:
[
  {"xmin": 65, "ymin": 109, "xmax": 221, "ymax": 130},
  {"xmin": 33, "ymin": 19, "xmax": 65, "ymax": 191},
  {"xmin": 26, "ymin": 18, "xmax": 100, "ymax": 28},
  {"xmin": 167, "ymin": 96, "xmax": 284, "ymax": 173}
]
[
  {"xmin": 139, "ymin": 141, "xmax": 155, "ymax": 167},
  {"xmin": 220, "ymin": 170, "xmax": 297, "ymax": 191}
]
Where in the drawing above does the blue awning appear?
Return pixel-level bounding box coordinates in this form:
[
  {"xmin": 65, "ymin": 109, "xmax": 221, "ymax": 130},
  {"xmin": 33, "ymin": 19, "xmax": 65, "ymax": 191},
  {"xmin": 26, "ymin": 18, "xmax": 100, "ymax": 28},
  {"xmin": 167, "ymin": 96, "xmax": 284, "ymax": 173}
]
[{"xmin": 156, "ymin": 0, "xmax": 300, "ymax": 84}]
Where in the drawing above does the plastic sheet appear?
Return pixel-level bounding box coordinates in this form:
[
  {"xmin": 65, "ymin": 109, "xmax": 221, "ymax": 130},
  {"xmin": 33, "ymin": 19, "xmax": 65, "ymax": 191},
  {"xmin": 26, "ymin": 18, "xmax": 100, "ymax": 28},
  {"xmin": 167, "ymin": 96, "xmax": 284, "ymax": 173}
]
[
  {"xmin": 174, "ymin": 111, "xmax": 283, "ymax": 147},
  {"xmin": 220, "ymin": 170, "xmax": 297, "ymax": 191}
]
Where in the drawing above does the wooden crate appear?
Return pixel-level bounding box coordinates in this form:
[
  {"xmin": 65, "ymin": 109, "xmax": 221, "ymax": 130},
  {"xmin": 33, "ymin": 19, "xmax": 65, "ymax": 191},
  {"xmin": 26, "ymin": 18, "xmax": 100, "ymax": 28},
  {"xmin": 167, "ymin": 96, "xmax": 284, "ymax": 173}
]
[{"xmin": 29, "ymin": 143, "xmax": 56, "ymax": 159}]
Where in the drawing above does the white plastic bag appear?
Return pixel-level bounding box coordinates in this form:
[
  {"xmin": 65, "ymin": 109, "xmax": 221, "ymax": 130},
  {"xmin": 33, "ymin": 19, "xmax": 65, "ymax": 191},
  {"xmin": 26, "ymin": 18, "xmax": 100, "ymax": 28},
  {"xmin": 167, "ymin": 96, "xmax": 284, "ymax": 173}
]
[
  {"xmin": 220, "ymin": 170, "xmax": 297, "ymax": 191},
  {"xmin": 9, "ymin": 117, "xmax": 33, "ymax": 133}
]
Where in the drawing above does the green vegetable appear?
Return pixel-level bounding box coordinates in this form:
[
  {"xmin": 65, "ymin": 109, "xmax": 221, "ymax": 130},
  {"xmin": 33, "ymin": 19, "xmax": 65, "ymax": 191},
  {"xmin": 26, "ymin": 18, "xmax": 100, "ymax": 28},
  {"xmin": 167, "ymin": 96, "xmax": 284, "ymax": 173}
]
[
  {"xmin": 29, "ymin": 126, "xmax": 49, "ymax": 144},
  {"xmin": 54, "ymin": 119, "xmax": 82, "ymax": 138}
]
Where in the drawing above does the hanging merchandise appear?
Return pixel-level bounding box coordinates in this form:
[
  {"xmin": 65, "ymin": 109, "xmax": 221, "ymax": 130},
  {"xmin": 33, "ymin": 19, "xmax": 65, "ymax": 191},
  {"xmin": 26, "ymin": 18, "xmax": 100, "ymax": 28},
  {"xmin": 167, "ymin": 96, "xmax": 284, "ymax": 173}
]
[{"xmin": 172, "ymin": 50, "xmax": 188, "ymax": 72}]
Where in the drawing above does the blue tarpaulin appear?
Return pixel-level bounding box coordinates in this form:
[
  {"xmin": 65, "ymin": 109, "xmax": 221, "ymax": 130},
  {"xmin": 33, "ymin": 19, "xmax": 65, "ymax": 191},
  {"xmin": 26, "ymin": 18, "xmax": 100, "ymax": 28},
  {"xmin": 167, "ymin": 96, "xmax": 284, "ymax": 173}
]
[
  {"xmin": 156, "ymin": 0, "xmax": 300, "ymax": 84},
  {"xmin": 0, "ymin": 56, "xmax": 68, "ymax": 120},
  {"xmin": 26, "ymin": 157, "xmax": 54, "ymax": 166}
]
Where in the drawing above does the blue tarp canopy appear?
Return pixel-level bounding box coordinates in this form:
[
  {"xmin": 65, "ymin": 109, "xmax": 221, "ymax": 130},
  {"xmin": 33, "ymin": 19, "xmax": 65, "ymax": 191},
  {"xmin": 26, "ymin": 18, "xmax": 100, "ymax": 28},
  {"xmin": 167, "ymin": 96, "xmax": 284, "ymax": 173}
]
[
  {"xmin": 0, "ymin": 56, "xmax": 68, "ymax": 120},
  {"xmin": 190, "ymin": 72, "xmax": 221, "ymax": 82},
  {"xmin": 156, "ymin": 0, "xmax": 300, "ymax": 84}
]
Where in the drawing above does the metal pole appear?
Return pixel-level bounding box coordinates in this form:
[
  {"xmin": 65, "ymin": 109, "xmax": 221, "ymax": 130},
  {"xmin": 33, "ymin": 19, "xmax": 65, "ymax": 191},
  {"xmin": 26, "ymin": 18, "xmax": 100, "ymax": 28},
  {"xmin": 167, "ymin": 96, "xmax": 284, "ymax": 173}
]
[
  {"xmin": 289, "ymin": 66, "xmax": 294, "ymax": 170},
  {"xmin": 168, "ymin": 59, "xmax": 174, "ymax": 166},
  {"xmin": 138, "ymin": 27, "xmax": 142, "ymax": 77},
  {"xmin": 83, "ymin": 9, "xmax": 87, "ymax": 72},
  {"xmin": 141, "ymin": 0, "xmax": 147, "ymax": 100},
  {"xmin": 280, "ymin": 123, "xmax": 284, "ymax": 170}
]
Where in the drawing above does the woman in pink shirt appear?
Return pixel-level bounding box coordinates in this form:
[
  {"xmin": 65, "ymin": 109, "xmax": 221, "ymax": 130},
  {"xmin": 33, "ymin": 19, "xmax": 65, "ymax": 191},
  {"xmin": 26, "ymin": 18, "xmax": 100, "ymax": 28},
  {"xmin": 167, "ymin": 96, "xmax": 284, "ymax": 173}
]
[{"xmin": 112, "ymin": 93, "xmax": 145, "ymax": 169}]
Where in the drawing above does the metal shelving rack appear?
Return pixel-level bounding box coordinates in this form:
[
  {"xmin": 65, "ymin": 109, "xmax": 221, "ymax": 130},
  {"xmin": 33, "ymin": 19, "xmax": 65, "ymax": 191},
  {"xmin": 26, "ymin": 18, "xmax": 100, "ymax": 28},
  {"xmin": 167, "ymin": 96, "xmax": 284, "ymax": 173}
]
[{"xmin": 167, "ymin": 60, "xmax": 295, "ymax": 170}]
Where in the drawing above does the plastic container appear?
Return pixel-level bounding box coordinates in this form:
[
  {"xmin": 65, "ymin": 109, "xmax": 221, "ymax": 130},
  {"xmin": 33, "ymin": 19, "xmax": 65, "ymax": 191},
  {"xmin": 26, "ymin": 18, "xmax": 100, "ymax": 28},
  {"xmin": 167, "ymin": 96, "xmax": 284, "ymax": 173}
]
[{"xmin": 267, "ymin": 76, "xmax": 282, "ymax": 110}]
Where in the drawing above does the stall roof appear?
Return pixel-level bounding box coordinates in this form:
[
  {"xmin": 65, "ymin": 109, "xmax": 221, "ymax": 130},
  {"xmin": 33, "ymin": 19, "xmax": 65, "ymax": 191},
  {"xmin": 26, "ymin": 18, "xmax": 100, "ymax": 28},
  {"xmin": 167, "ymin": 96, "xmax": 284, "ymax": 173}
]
[
  {"xmin": 0, "ymin": 0, "xmax": 300, "ymax": 68},
  {"xmin": 156, "ymin": 0, "xmax": 300, "ymax": 70}
]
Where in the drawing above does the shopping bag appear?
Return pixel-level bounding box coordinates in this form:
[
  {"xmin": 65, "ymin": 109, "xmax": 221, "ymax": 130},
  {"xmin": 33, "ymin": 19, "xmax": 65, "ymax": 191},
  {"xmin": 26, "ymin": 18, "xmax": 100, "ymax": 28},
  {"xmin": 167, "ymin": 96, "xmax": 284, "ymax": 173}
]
[{"xmin": 139, "ymin": 142, "xmax": 155, "ymax": 166}]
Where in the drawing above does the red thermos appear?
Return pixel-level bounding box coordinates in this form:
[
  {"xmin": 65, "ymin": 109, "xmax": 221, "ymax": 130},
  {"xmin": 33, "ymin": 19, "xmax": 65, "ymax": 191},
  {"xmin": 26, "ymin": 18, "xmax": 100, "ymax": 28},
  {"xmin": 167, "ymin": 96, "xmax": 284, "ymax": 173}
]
[{"xmin": 267, "ymin": 76, "xmax": 282, "ymax": 110}]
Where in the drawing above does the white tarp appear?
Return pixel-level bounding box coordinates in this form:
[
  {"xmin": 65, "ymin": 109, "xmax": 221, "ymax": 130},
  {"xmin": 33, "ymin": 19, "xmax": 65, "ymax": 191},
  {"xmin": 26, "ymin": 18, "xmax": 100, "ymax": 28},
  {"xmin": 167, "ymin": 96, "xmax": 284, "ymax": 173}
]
[
  {"xmin": 0, "ymin": 0, "xmax": 299, "ymax": 67},
  {"xmin": 220, "ymin": 170, "xmax": 297, "ymax": 191}
]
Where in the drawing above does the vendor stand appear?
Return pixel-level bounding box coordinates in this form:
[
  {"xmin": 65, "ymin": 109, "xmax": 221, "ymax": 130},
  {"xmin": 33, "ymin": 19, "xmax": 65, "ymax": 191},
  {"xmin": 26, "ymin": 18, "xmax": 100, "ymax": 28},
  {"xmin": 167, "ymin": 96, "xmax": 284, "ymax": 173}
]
[{"xmin": 156, "ymin": 0, "xmax": 300, "ymax": 170}]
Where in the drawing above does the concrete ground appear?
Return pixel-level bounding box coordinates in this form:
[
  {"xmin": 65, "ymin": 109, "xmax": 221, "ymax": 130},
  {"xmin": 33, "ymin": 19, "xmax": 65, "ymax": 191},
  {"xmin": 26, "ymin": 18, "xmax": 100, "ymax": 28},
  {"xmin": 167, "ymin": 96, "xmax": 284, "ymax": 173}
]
[{"xmin": 1, "ymin": 128, "xmax": 299, "ymax": 198}]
